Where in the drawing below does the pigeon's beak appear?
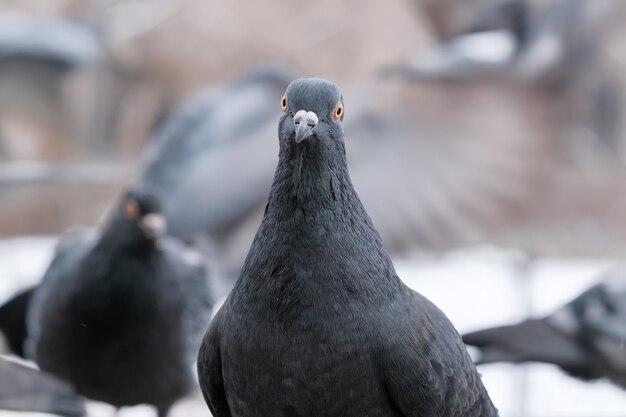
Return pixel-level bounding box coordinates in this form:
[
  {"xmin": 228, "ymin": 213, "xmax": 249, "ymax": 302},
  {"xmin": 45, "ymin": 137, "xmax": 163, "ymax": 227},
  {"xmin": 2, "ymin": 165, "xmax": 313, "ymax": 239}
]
[
  {"xmin": 141, "ymin": 214, "xmax": 166, "ymax": 239},
  {"xmin": 293, "ymin": 110, "xmax": 319, "ymax": 143}
]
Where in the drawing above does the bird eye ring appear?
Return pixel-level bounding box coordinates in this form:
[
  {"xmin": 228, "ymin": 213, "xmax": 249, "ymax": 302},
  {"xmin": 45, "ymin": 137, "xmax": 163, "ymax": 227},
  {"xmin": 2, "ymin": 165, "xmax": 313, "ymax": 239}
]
[
  {"xmin": 280, "ymin": 96, "xmax": 288, "ymax": 112},
  {"xmin": 333, "ymin": 102, "xmax": 343, "ymax": 121}
]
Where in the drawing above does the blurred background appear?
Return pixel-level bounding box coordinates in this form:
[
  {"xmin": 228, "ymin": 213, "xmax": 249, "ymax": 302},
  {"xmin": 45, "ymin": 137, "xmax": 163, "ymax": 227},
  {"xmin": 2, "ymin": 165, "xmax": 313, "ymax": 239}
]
[{"xmin": 1, "ymin": 0, "xmax": 626, "ymax": 415}]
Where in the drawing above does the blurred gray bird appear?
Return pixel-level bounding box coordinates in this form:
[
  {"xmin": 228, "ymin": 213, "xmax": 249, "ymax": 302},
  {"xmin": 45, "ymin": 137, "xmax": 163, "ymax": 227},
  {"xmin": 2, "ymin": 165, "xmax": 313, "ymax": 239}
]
[
  {"xmin": 139, "ymin": 67, "xmax": 294, "ymax": 243},
  {"xmin": 0, "ymin": 356, "xmax": 86, "ymax": 417},
  {"xmin": 26, "ymin": 189, "xmax": 213, "ymax": 417},
  {"xmin": 386, "ymin": 0, "xmax": 528, "ymax": 81},
  {"xmin": 464, "ymin": 268, "xmax": 626, "ymax": 388},
  {"xmin": 395, "ymin": 0, "xmax": 623, "ymax": 151}
]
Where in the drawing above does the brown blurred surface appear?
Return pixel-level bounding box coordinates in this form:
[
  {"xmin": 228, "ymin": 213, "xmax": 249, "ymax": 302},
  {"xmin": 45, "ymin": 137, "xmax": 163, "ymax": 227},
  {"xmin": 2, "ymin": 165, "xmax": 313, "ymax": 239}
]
[{"xmin": 0, "ymin": 0, "xmax": 625, "ymax": 258}]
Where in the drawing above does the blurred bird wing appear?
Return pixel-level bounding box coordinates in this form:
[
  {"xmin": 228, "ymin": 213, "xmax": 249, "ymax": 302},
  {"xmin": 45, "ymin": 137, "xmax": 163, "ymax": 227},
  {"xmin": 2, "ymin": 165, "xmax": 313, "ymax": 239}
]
[
  {"xmin": 25, "ymin": 230, "xmax": 97, "ymax": 358},
  {"xmin": 0, "ymin": 357, "xmax": 86, "ymax": 416},
  {"xmin": 345, "ymin": 109, "xmax": 535, "ymax": 252},
  {"xmin": 163, "ymin": 120, "xmax": 278, "ymax": 236},
  {"xmin": 464, "ymin": 318, "xmax": 591, "ymax": 370}
]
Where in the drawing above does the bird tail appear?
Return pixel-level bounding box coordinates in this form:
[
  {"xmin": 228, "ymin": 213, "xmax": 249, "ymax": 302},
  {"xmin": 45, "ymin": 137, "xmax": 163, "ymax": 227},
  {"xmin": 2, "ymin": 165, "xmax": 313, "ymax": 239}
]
[
  {"xmin": 462, "ymin": 319, "xmax": 590, "ymax": 370},
  {"xmin": 0, "ymin": 286, "xmax": 36, "ymax": 357}
]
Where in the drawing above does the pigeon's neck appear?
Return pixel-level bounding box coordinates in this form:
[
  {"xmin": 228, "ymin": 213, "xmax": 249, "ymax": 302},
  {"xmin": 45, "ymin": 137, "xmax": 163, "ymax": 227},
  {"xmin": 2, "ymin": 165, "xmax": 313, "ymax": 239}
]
[
  {"xmin": 266, "ymin": 140, "xmax": 369, "ymax": 228},
  {"xmin": 97, "ymin": 220, "xmax": 157, "ymax": 256},
  {"xmin": 240, "ymin": 139, "xmax": 401, "ymax": 301}
]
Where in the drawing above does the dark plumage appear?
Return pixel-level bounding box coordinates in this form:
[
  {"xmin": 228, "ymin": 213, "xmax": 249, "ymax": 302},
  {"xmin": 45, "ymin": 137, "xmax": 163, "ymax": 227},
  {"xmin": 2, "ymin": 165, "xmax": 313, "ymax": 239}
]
[
  {"xmin": 463, "ymin": 269, "xmax": 626, "ymax": 388},
  {"xmin": 198, "ymin": 78, "xmax": 497, "ymax": 417},
  {"xmin": 0, "ymin": 286, "xmax": 34, "ymax": 357},
  {"xmin": 0, "ymin": 356, "xmax": 86, "ymax": 416},
  {"xmin": 26, "ymin": 189, "xmax": 213, "ymax": 417}
]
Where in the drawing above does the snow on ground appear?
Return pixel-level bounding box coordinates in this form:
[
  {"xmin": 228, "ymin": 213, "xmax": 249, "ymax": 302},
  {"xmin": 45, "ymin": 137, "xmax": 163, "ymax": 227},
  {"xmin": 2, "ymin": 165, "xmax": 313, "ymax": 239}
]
[{"xmin": 0, "ymin": 238, "xmax": 625, "ymax": 416}]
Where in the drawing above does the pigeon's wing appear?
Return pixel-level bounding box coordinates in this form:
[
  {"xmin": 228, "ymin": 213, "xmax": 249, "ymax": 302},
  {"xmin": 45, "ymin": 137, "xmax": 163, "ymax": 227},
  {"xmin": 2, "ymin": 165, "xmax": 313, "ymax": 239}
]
[
  {"xmin": 381, "ymin": 291, "xmax": 497, "ymax": 417},
  {"xmin": 139, "ymin": 88, "xmax": 220, "ymax": 193},
  {"xmin": 197, "ymin": 311, "xmax": 232, "ymax": 417},
  {"xmin": 0, "ymin": 357, "xmax": 86, "ymax": 416},
  {"xmin": 139, "ymin": 68, "xmax": 292, "ymax": 239},
  {"xmin": 463, "ymin": 319, "xmax": 593, "ymax": 372},
  {"xmin": 346, "ymin": 103, "xmax": 543, "ymax": 253},
  {"xmin": 162, "ymin": 238, "xmax": 214, "ymax": 360},
  {"xmin": 546, "ymin": 275, "xmax": 626, "ymax": 380},
  {"xmin": 25, "ymin": 230, "xmax": 97, "ymax": 359}
]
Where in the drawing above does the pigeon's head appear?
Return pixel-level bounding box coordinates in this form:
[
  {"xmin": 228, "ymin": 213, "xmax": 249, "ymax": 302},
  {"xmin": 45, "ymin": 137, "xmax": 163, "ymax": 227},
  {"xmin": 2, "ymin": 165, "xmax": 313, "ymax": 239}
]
[
  {"xmin": 279, "ymin": 78, "xmax": 344, "ymax": 145},
  {"xmin": 117, "ymin": 189, "xmax": 166, "ymax": 241}
]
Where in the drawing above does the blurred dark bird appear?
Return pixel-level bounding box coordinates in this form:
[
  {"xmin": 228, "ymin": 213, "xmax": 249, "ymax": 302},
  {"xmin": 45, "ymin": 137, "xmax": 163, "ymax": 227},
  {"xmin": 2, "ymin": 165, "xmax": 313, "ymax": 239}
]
[
  {"xmin": 463, "ymin": 269, "xmax": 626, "ymax": 388},
  {"xmin": 198, "ymin": 78, "xmax": 497, "ymax": 417},
  {"xmin": 0, "ymin": 286, "xmax": 34, "ymax": 357},
  {"xmin": 25, "ymin": 189, "xmax": 213, "ymax": 417},
  {"xmin": 0, "ymin": 356, "xmax": 86, "ymax": 417}
]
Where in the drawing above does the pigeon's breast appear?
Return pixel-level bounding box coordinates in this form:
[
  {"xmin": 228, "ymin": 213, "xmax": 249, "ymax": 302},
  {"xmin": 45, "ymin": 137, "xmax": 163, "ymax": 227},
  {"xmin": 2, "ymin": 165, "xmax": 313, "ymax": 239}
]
[{"xmin": 219, "ymin": 304, "xmax": 403, "ymax": 417}]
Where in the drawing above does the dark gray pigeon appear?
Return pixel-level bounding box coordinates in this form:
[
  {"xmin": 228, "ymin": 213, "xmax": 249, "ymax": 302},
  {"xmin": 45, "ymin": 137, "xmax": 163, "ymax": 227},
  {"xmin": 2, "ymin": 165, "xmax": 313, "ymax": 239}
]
[
  {"xmin": 464, "ymin": 268, "xmax": 626, "ymax": 388},
  {"xmin": 26, "ymin": 189, "xmax": 213, "ymax": 417},
  {"xmin": 0, "ymin": 356, "xmax": 86, "ymax": 416},
  {"xmin": 197, "ymin": 78, "xmax": 498, "ymax": 417}
]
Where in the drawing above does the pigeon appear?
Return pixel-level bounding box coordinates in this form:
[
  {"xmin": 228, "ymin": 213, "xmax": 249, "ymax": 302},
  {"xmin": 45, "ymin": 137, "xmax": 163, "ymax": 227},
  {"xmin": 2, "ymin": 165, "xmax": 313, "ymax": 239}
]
[
  {"xmin": 393, "ymin": 0, "xmax": 604, "ymax": 84},
  {"xmin": 197, "ymin": 78, "xmax": 498, "ymax": 417},
  {"xmin": 139, "ymin": 67, "xmax": 294, "ymax": 241},
  {"xmin": 26, "ymin": 189, "xmax": 213, "ymax": 417},
  {"xmin": 0, "ymin": 356, "xmax": 86, "ymax": 416},
  {"xmin": 463, "ymin": 268, "xmax": 626, "ymax": 388},
  {"xmin": 0, "ymin": 286, "xmax": 34, "ymax": 357}
]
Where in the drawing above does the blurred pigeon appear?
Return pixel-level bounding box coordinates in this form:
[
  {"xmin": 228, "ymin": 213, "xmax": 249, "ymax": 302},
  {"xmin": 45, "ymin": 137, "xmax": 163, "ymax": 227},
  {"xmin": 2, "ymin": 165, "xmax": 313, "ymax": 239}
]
[
  {"xmin": 463, "ymin": 268, "xmax": 626, "ymax": 388},
  {"xmin": 198, "ymin": 78, "xmax": 498, "ymax": 417},
  {"xmin": 0, "ymin": 286, "xmax": 34, "ymax": 357},
  {"xmin": 26, "ymin": 189, "xmax": 213, "ymax": 417},
  {"xmin": 0, "ymin": 356, "xmax": 86, "ymax": 416},
  {"xmin": 139, "ymin": 67, "xmax": 293, "ymax": 263},
  {"xmin": 385, "ymin": 0, "xmax": 527, "ymax": 81},
  {"xmin": 395, "ymin": 0, "xmax": 619, "ymax": 85}
]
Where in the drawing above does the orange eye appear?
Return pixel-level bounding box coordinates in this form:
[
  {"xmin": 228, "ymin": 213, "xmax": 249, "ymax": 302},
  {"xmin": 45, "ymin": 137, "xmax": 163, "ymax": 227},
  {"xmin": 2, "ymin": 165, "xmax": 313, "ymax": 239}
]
[
  {"xmin": 123, "ymin": 200, "xmax": 139, "ymax": 219},
  {"xmin": 280, "ymin": 96, "xmax": 288, "ymax": 112},
  {"xmin": 333, "ymin": 102, "xmax": 343, "ymax": 121}
]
